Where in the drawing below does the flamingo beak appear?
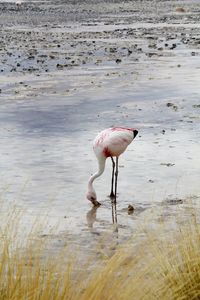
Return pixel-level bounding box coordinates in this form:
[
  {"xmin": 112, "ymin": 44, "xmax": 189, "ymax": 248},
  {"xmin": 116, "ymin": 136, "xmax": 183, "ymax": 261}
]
[
  {"xmin": 91, "ymin": 199, "xmax": 101, "ymax": 206},
  {"xmin": 133, "ymin": 130, "xmax": 138, "ymax": 139}
]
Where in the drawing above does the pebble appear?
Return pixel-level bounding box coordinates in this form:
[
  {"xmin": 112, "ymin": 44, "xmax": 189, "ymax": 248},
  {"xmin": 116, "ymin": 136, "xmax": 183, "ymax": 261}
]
[
  {"xmin": 166, "ymin": 198, "xmax": 183, "ymax": 205},
  {"xmin": 148, "ymin": 179, "xmax": 154, "ymax": 183},
  {"xmin": 160, "ymin": 163, "xmax": 175, "ymax": 167},
  {"xmin": 176, "ymin": 7, "xmax": 186, "ymax": 13},
  {"xmin": 115, "ymin": 58, "xmax": 122, "ymax": 64},
  {"xmin": 128, "ymin": 205, "xmax": 134, "ymax": 214}
]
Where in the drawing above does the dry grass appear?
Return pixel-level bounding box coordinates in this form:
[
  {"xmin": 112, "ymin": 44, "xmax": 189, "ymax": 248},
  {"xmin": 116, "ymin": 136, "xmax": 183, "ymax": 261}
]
[{"xmin": 0, "ymin": 207, "xmax": 200, "ymax": 300}]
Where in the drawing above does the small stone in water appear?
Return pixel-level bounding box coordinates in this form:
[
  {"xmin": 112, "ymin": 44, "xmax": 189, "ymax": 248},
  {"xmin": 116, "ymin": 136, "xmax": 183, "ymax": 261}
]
[
  {"xmin": 116, "ymin": 59, "xmax": 122, "ymax": 64},
  {"xmin": 128, "ymin": 204, "xmax": 134, "ymax": 214}
]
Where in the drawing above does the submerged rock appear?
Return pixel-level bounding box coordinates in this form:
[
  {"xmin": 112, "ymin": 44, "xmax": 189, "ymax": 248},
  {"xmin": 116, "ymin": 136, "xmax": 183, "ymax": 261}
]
[
  {"xmin": 165, "ymin": 198, "xmax": 183, "ymax": 205},
  {"xmin": 128, "ymin": 205, "xmax": 134, "ymax": 214},
  {"xmin": 175, "ymin": 7, "xmax": 186, "ymax": 13}
]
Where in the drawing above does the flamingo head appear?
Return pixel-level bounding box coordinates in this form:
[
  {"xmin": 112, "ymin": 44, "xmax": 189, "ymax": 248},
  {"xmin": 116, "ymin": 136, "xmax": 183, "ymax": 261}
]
[{"xmin": 86, "ymin": 190, "xmax": 101, "ymax": 206}]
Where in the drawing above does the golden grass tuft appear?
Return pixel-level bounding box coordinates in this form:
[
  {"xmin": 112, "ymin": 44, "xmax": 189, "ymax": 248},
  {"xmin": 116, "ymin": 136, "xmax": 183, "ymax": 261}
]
[{"xmin": 0, "ymin": 207, "xmax": 200, "ymax": 299}]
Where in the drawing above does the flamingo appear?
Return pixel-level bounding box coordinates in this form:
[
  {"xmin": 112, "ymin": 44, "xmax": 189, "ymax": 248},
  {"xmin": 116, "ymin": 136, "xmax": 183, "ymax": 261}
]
[{"xmin": 86, "ymin": 127, "xmax": 138, "ymax": 206}]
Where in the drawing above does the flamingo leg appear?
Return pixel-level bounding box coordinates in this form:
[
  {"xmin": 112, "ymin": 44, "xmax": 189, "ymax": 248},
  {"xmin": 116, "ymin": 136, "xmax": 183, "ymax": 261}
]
[
  {"xmin": 111, "ymin": 200, "xmax": 118, "ymax": 226},
  {"xmin": 111, "ymin": 201, "xmax": 115, "ymax": 224},
  {"xmin": 110, "ymin": 157, "xmax": 115, "ymax": 198},
  {"xmin": 114, "ymin": 157, "xmax": 119, "ymax": 204}
]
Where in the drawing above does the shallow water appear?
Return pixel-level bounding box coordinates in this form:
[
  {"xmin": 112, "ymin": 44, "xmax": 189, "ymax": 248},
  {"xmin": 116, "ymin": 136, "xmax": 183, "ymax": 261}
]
[{"xmin": 0, "ymin": 0, "xmax": 200, "ymax": 252}]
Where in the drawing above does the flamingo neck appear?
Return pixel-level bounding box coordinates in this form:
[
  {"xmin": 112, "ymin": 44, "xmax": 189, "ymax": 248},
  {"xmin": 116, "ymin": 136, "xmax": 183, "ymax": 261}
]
[{"xmin": 88, "ymin": 157, "xmax": 106, "ymax": 192}]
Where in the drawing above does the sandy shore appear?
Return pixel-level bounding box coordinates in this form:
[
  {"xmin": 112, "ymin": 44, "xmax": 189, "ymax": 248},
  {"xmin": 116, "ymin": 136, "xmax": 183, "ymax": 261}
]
[{"xmin": 0, "ymin": 0, "xmax": 200, "ymax": 252}]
